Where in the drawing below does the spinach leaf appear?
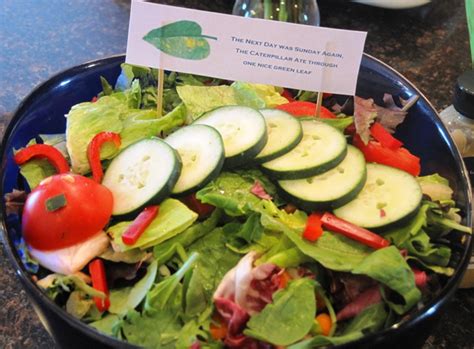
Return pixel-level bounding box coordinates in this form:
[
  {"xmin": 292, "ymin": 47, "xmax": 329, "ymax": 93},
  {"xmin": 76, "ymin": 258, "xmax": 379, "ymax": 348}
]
[
  {"xmin": 383, "ymin": 203, "xmax": 452, "ymax": 267},
  {"xmin": 224, "ymin": 212, "xmax": 264, "ymax": 250},
  {"xmin": 122, "ymin": 253, "xmax": 199, "ymax": 348},
  {"xmin": 153, "ymin": 209, "xmax": 222, "ymax": 264},
  {"xmin": 284, "ymin": 229, "xmax": 372, "ymax": 272},
  {"xmin": 342, "ymin": 303, "xmax": 387, "ymax": 335},
  {"xmin": 108, "ymin": 261, "xmax": 158, "ymax": 316},
  {"xmin": 196, "ymin": 170, "xmax": 279, "ymax": 216},
  {"xmin": 244, "ymin": 278, "xmax": 316, "ymax": 346},
  {"xmin": 143, "ymin": 20, "xmax": 217, "ymax": 60},
  {"xmin": 185, "ymin": 226, "xmax": 241, "ymax": 317},
  {"xmin": 352, "ymin": 246, "xmax": 421, "ymax": 315}
]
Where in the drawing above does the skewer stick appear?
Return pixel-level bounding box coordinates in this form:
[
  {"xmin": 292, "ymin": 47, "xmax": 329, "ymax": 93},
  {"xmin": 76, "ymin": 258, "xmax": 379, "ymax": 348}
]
[
  {"xmin": 157, "ymin": 68, "xmax": 165, "ymax": 117},
  {"xmin": 315, "ymin": 91, "xmax": 323, "ymax": 118}
]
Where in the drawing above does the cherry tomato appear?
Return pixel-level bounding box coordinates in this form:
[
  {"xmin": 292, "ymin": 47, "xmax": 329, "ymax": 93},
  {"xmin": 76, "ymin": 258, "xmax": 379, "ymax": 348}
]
[{"xmin": 22, "ymin": 173, "xmax": 113, "ymax": 251}]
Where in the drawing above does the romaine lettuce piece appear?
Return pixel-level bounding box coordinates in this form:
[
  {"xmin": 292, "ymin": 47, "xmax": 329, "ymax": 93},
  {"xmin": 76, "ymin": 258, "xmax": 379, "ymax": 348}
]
[
  {"xmin": 176, "ymin": 85, "xmax": 237, "ymax": 121},
  {"xmin": 232, "ymin": 82, "xmax": 288, "ymax": 109},
  {"xmin": 66, "ymin": 92, "xmax": 186, "ymax": 174},
  {"xmin": 417, "ymin": 173, "xmax": 453, "ymax": 201},
  {"xmin": 108, "ymin": 198, "xmax": 198, "ymax": 251}
]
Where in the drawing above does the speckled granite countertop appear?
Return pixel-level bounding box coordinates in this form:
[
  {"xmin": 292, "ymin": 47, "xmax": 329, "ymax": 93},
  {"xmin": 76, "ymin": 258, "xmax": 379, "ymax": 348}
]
[{"xmin": 0, "ymin": 0, "xmax": 473, "ymax": 348}]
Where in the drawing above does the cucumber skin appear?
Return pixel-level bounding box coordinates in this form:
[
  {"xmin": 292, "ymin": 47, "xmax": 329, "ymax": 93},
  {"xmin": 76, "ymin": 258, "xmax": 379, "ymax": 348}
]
[
  {"xmin": 333, "ymin": 163, "xmax": 423, "ymax": 230},
  {"xmin": 172, "ymin": 152, "xmax": 225, "ymax": 197},
  {"xmin": 278, "ymin": 167, "xmax": 367, "ymax": 212},
  {"xmin": 110, "ymin": 140, "xmax": 182, "ymax": 219},
  {"xmin": 261, "ymin": 146, "xmax": 348, "ymax": 180},
  {"xmin": 224, "ymin": 130, "xmax": 268, "ymax": 168},
  {"xmin": 253, "ymin": 129, "xmax": 303, "ymax": 164}
]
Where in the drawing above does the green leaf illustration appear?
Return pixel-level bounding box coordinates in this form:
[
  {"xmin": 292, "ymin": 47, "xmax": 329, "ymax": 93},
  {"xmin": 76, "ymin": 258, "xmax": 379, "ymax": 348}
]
[{"xmin": 143, "ymin": 20, "xmax": 217, "ymax": 60}]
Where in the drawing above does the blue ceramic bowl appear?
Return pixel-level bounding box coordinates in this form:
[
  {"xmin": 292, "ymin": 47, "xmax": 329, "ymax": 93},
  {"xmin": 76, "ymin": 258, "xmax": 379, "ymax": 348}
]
[{"xmin": 0, "ymin": 54, "xmax": 472, "ymax": 349}]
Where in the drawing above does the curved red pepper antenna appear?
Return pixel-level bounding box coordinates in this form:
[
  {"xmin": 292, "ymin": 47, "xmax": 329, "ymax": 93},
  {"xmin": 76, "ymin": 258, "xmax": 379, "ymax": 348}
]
[
  {"xmin": 14, "ymin": 143, "xmax": 70, "ymax": 174},
  {"xmin": 87, "ymin": 132, "xmax": 121, "ymax": 183}
]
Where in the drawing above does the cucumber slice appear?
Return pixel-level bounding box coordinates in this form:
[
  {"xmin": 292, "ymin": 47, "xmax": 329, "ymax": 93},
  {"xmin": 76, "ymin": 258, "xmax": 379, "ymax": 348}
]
[
  {"xmin": 333, "ymin": 163, "xmax": 423, "ymax": 229},
  {"xmin": 278, "ymin": 145, "xmax": 366, "ymax": 210},
  {"xmin": 261, "ymin": 120, "xmax": 347, "ymax": 179},
  {"xmin": 102, "ymin": 138, "xmax": 181, "ymax": 216},
  {"xmin": 165, "ymin": 124, "xmax": 225, "ymax": 195},
  {"xmin": 254, "ymin": 109, "xmax": 303, "ymax": 163},
  {"xmin": 194, "ymin": 106, "xmax": 267, "ymax": 167}
]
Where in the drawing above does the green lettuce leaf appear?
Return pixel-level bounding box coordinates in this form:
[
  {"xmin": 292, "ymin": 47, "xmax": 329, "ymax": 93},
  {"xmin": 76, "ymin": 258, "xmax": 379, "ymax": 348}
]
[
  {"xmin": 417, "ymin": 173, "xmax": 453, "ymax": 201},
  {"xmin": 65, "ymin": 290, "xmax": 95, "ymax": 320},
  {"xmin": 66, "ymin": 93, "xmax": 186, "ymax": 174},
  {"xmin": 108, "ymin": 198, "xmax": 198, "ymax": 251},
  {"xmin": 231, "ymin": 82, "xmax": 288, "ymax": 109},
  {"xmin": 109, "ymin": 261, "xmax": 158, "ymax": 316},
  {"xmin": 284, "ymin": 229, "xmax": 372, "ymax": 272},
  {"xmin": 244, "ymin": 278, "xmax": 316, "ymax": 346},
  {"xmin": 121, "ymin": 254, "xmax": 198, "ymax": 348},
  {"xmin": 90, "ymin": 314, "xmax": 122, "ymax": 337},
  {"xmin": 342, "ymin": 302, "xmax": 387, "ymax": 335},
  {"xmin": 196, "ymin": 171, "xmax": 270, "ymax": 216},
  {"xmin": 176, "ymin": 85, "xmax": 237, "ymax": 121},
  {"xmin": 36, "ymin": 273, "xmax": 105, "ymax": 301},
  {"xmin": 185, "ymin": 226, "xmax": 241, "ymax": 317},
  {"xmin": 17, "ymin": 134, "xmax": 68, "ymax": 189},
  {"xmin": 153, "ymin": 209, "xmax": 222, "ymax": 264},
  {"xmin": 352, "ymin": 246, "xmax": 421, "ymax": 315}
]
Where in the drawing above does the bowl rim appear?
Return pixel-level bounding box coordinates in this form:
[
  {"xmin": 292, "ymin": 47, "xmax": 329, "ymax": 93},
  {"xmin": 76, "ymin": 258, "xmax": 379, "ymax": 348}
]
[{"xmin": 0, "ymin": 53, "xmax": 472, "ymax": 348}]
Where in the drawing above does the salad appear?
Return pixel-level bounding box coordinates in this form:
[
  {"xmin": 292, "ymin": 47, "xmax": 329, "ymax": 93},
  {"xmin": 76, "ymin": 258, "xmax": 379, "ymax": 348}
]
[{"xmin": 6, "ymin": 63, "xmax": 472, "ymax": 349}]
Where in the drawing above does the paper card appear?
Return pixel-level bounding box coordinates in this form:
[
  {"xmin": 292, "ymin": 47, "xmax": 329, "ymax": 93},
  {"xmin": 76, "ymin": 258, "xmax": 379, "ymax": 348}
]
[{"xmin": 126, "ymin": 1, "xmax": 367, "ymax": 95}]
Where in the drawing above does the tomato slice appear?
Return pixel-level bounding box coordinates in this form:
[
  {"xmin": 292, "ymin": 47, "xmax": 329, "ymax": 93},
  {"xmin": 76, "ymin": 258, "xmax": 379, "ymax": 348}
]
[
  {"xmin": 22, "ymin": 174, "xmax": 114, "ymax": 250},
  {"xmin": 353, "ymin": 135, "xmax": 421, "ymax": 176},
  {"xmin": 276, "ymin": 101, "xmax": 337, "ymax": 119}
]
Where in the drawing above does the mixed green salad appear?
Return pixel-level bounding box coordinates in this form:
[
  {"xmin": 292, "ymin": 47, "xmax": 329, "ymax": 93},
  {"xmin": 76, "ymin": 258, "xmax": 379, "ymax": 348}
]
[{"xmin": 7, "ymin": 63, "xmax": 472, "ymax": 349}]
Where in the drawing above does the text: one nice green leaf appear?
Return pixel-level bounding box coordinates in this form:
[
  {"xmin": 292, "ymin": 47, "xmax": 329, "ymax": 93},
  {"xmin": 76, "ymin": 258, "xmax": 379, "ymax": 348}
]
[{"xmin": 143, "ymin": 20, "xmax": 217, "ymax": 60}]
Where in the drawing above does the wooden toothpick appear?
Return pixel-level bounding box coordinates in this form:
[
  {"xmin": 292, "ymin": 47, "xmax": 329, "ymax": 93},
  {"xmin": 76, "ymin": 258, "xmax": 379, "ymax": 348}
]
[
  {"xmin": 315, "ymin": 91, "xmax": 323, "ymax": 118},
  {"xmin": 157, "ymin": 68, "xmax": 165, "ymax": 117}
]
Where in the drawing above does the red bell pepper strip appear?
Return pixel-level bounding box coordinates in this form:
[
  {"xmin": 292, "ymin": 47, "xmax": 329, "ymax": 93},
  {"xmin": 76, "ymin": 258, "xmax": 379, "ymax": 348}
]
[
  {"xmin": 281, "ymin": 89, "xmax": 295, "ymax": 102},
  {"xmin": 320, "ymin": 212, "xmax": 390, "ymax": 250},
  {"xmin": 122, "ymin": 205, "xmax": 159, "ymax": 246},
  {"xmin": 182, "ymin": 193, "xmax": 215, "ymax": 218},
  {"xmin": 276, "ymin": 101, "xmax": 337, "ymax": 119},
  {"xmin": 14, "ymin": 144, "xmax": 70, "ymax": 174},
  {"xmin": 87, "ymin": 132, "xmax": 121, "ymax": 183},
  {"xmin": 88, "ymin": 259, "xmax": 110, "ymax": 312},
  {"xmin": 353, "ymin": 135, "xmax": 421, "ymax": 177},
  {"xmin": 370, "ymin": 122, "xmax": 403, "ymax": 150},
  {"xmin": 302, "ymin": 212, "xmax": 324, "ymax": 242}
]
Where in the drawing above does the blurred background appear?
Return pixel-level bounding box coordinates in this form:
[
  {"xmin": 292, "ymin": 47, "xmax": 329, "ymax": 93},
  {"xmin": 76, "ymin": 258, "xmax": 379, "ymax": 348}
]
[{"xmin": 0, "ymin": 1, "xmax": 472, "ymax": 348}]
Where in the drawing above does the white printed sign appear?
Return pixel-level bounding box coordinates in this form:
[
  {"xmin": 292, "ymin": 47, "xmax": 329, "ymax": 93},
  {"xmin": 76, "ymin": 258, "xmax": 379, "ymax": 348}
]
[{"xmin": 126, "ymin": 1, "xmax": 367, "ymax": 95}]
